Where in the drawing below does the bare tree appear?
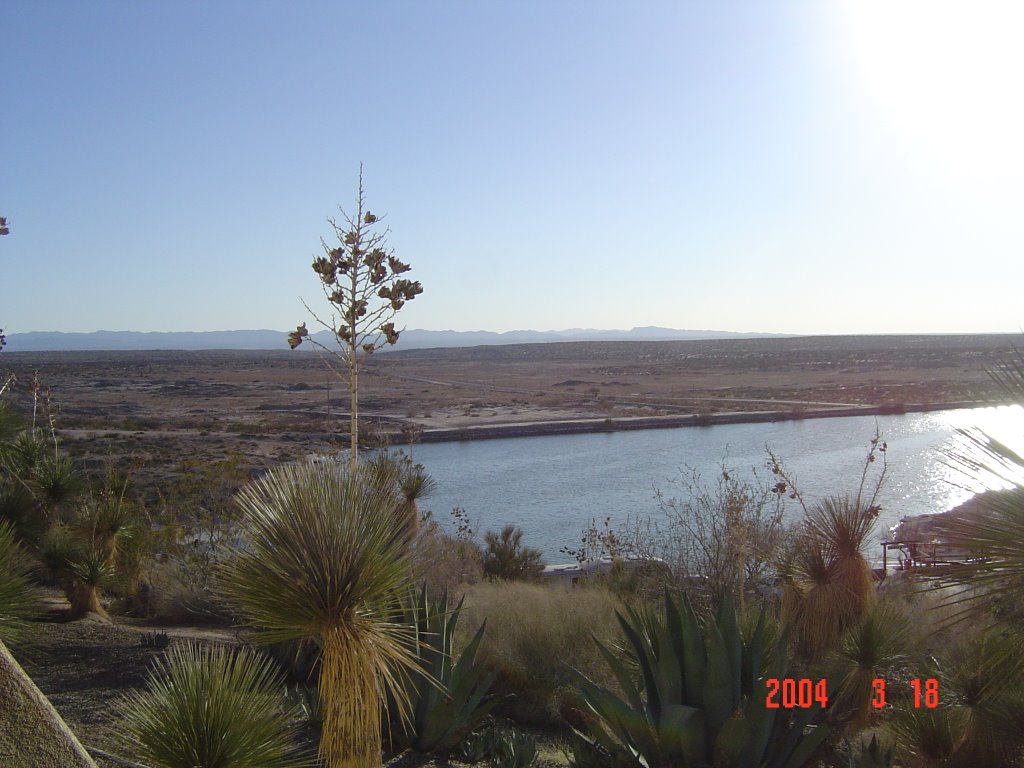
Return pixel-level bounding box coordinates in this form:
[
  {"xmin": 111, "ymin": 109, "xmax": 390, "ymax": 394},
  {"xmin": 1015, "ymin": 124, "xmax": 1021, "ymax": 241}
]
[{"xmin": 289, "ymin": 167, "xmax": 422, "ymax": 466}]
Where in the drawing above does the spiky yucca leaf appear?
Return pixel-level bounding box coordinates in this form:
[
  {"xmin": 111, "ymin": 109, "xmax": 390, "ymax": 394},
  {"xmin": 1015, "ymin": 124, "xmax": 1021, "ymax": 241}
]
[
  {"xmin": 116, "ymin": 641, "xmax": 313, "ymax": 768},
  {"xmin": 217, "ymin": 459, "xmax": 419, "ymax": 768},
  {"xmin": 0, "ymin": 520, "xmax": 37, "ymax": 644},
  {"xmin": 924, "ymin": 485, "xmax": 1024, "ymax": 623}
]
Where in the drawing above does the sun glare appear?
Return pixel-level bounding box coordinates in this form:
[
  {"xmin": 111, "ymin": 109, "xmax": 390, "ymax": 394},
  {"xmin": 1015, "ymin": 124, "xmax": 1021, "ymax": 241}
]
[{"xmin": 841, "ymin": 0, "xmax": 1024, "ymax": 182}]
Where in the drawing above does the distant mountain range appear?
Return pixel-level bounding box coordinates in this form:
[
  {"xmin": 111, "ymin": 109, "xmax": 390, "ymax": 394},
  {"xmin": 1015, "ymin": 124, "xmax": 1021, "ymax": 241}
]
[{"xmin": 6, "ymin": 327, "xmax": 786, "ymax": 352}]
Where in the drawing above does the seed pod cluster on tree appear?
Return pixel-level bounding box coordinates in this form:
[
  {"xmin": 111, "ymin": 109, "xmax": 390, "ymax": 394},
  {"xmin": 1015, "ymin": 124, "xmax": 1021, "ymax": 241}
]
[{"xmin": 290, "ymin": 166, "xmax": 422, "ymax": 466}]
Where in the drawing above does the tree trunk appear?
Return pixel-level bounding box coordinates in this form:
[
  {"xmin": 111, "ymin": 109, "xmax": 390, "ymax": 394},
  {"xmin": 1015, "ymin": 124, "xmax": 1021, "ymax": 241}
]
[
  {"xmin": 319, "ymin": 627, "xmax": 380, "ymax": 768},
  {"xmin": 349, "ymin": 352, "xmax": 359, "ymax": 469},
  {"xmin": 67, "ymin": 583, "xmax": 107, "ymax": 620}
]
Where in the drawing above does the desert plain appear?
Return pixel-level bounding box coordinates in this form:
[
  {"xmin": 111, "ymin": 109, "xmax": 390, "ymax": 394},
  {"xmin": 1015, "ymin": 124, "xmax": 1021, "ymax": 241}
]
[{"xmin": 0, "ymin": 333, "xmax": 1013, "ymax": 498}]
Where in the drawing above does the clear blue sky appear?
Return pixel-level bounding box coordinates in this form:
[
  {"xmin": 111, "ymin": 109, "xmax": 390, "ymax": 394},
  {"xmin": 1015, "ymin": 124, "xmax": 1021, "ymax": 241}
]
[{"xmin": 3, "ymin": 1, "xmax": 1022, "ymax": 336}]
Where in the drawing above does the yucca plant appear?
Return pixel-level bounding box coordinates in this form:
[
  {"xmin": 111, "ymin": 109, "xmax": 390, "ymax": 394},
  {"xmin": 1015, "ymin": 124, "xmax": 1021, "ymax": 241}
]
[
  {"xmin": 41, "ymin": 525, "xmax": 116, "ymax": 618},
  {"xmin": 0, "ymin": 520, "xmax": 37, "ymax": 644},
  {"xmin": 919, "ymin": 342, "xmax": 1024, "ymax": 623},
  {"xmin": 388, "ymin": 586, "xmax": 498, "ymax": 752},
  {"xmin": 0, "ymin": 429, "xmax": 81, "ymax": 545},
  {"xmin": 571, "ymin": 591, "xmax": 829, "ymax": 768},
  {"xmin": 889, "ymin": 704, "xmax": 965, "ymax": 766},
  {"xmin": 116, "ymin": 641, "xmax": 313, "ymax": 768},
  {"xmin": 217, "ymin": 459, "xmax": 420, "ymax": 768},
  {"xmin": 779, "ymin": 495, "xmax": 879, "ymax": 661},
  {"xmin": 827, "ymin": 599, "xmax": 914, "ymax": 732},
  {"xmin": 890, "ymin": 628, "xmax": 1024, "ymax": 767}
]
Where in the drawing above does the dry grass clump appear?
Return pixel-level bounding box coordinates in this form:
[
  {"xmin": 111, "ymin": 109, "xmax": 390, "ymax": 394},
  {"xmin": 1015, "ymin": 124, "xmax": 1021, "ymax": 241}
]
[{"xmin": 456, "ymin": 580, "xmax": 624, "ymax": 727}]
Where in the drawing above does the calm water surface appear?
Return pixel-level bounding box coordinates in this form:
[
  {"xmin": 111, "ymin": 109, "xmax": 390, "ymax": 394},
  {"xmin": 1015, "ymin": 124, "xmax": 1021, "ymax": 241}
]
[{"xmin": 405, "ymin": 406, "xmax": 1024, "ymax": 561}]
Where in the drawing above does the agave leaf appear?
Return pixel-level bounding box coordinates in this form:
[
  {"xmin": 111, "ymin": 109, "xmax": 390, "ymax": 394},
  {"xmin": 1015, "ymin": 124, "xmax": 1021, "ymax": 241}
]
[
  {"xmin": 703, "ymin": 618, "xmax": 736, "ymax": 741},
  {"xmin": 713, "ymin": 711, "xmax": 751, "ymax": 768},
  {"xmin": 617, "ymin": 609, "xmax": 662, "ymax": 718},
  {"xmin": 771, "ymin": 707, "xmax": 829, "ymax": 768},
  {"xmin": 654, "ymin": 604, "xmax": 683, "ymax": 713},
  {"xmin": 677, "ymin": 592, "xmax": 707, "ymax": 707},
  {"xmin": 777, "ymin": 722, "xmax": 829, "ymax": 768},
  {"xmin": 742, "ymin": 608, "xmax": 766, "ymax": 696},
  {"xmin": 594, "ymin": 636, "xmax": 647, "ymax": 714},
  {"xmin": 717, "ymin": 595, "xmax": 742, "ymax": 705}
]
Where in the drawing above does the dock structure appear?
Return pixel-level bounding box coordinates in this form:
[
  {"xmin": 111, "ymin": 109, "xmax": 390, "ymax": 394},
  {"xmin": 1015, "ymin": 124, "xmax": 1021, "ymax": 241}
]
[{"xmin": 877, "ymin": 539, "xmax": 974, "ymax": 578}]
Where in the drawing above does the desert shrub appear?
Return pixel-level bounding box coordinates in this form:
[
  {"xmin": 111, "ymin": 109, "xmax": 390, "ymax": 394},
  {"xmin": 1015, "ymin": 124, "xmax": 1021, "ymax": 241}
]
[
  {"xmin": 411, "ymin": 506, "xmax": 483, "ymax": 594},
  {"xmin": 772, "ymin": 435, "xmax": 887, "ymax": 661},
  {"xmin": 654, "ymin": 464, "xmax": 785, "ymax": 603},
  {"xmin": 483, "ymin": 524, "xmax": 543, "ymax": 581},
  {"xmin": 143, "ymin": 455, "xmax": 251, "ymax": 622},
  {"xmin": 456, "ymin": 580, "xmax": 624, "ymax": 728},
  {"xmin": 40, "ymin": 471, "xmax": 151, "ymax": 619},
  {"xmin": 146, "ymin": 557, "xmax": 234, "ymax": 624},
  {"xmin": 889, "ymin": 625, "xmax": 1024, "ymax": 768}
]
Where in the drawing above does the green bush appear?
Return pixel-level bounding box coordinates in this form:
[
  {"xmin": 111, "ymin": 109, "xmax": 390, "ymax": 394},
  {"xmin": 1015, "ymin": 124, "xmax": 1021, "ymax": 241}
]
[
  {"xmin": 115, "ymin": 641, "xmax": 313, "ymax": 768},
  {"xmin": 483, "ymin": 524, "xmax": 543, "ymax": 581}
]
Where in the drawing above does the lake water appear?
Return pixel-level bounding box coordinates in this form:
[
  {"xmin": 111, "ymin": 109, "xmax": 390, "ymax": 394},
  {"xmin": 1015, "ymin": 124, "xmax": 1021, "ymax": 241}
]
[{"xmin": 404, "ymin": 406, "xmax": 1024, "ymax": 561}]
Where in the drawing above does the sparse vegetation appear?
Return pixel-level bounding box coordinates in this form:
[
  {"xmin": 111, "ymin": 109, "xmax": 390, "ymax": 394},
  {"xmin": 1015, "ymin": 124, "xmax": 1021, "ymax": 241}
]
[{"xmin": 5, "ymin": 336, "xmax": 1024, "ymax": 767}]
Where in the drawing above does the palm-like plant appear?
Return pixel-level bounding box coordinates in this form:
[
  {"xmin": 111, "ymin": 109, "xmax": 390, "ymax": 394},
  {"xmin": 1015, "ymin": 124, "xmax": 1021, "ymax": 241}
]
[
  {"xmin": 217, "ymin": 459, "xmax": 419, "ymax": 768},
  {"xmin": 779, "ymin": 495, "xmax": 880, "ymax": 661},
  {"xmin": 921, "ymin": 344, "xmax": 1024, "ymax": 623},
  {"xmin": 116, "ymin": 641, "xmax": 313, "ymax": 768},
  {"xmin": 890, "ymin": 628, "xmax": 1024, "ymax": 767},
  {"xmin": 827, "ymin": 599, "xmax": 914, "ymax": 732},
  {"xmin": 771, "ymin": 437, "xmax": 885, "ymax": 661}
]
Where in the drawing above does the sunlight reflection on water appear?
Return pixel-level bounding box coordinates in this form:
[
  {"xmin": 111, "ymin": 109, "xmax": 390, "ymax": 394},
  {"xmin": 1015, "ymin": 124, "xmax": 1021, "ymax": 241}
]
[{"xmin": 410, "ymin": 407, "xmax": 1021, "ymax": 560}]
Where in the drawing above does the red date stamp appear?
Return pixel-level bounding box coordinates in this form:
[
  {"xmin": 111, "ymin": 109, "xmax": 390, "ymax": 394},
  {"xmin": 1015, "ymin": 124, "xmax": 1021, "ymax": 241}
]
[{"xmin": 765, "ymin": 678, "xmax": 940, "ymax": 709}]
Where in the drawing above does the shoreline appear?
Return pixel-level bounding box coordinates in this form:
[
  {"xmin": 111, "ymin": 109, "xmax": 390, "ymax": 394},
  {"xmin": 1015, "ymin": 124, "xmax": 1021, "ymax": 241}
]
[{"xmin": 390, "ymin": 401, "xmax": 979, "ymax": 445}]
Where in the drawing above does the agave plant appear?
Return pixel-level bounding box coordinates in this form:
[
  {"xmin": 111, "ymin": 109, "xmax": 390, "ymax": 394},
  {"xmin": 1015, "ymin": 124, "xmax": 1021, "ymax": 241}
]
[
  {"xmin": 571, "ymin": 591, "xmax": 829, "ymax": 768},
  {"xmin": 844, "ymin": 734, "xmax": 895, "ymax": 768},
  {"xmin": 217, "ymin": 459, "xmax": 419, "ymax": 768},
  {"xmin": 116, "ymin": 641, "xmax": 313, "ymax": 768},
  {"xmin": 388, "ymin": 586, "xmax": 497, "ymax": 752}
]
